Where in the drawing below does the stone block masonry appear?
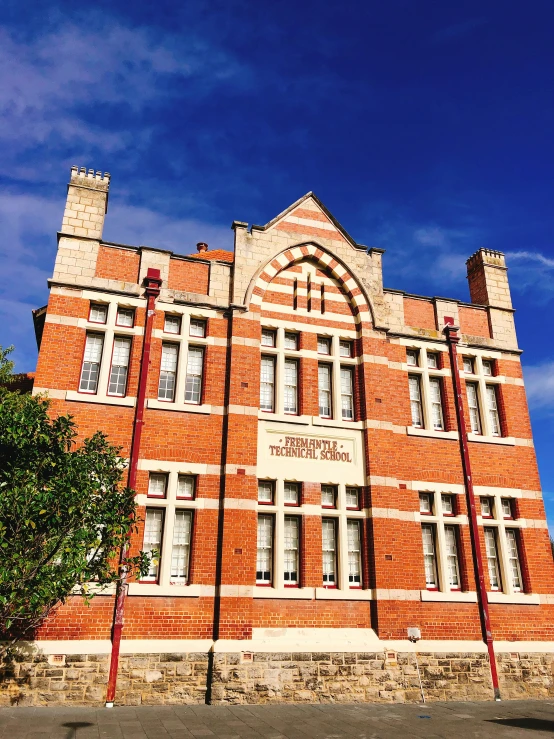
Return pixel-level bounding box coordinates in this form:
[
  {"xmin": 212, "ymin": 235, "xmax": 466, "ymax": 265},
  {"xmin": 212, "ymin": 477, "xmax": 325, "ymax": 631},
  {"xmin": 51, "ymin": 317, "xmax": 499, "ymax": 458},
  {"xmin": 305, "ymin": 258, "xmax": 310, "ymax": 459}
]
[{"xmin": 2, "ymin": 651, "xmax": 554, "ymax": 706}]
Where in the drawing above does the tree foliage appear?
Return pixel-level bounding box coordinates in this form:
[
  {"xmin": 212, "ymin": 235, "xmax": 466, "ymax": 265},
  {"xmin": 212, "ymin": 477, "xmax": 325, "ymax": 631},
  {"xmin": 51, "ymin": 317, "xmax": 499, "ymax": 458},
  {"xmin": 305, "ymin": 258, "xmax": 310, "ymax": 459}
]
[{"xmin": 0, "ymin": 351, "xmax": 149, "ymax": 648}]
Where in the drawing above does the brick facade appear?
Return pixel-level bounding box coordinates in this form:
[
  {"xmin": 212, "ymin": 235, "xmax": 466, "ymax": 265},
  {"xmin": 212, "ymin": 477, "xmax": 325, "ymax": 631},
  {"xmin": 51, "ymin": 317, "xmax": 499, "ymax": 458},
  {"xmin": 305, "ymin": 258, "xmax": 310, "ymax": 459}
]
[{"xmin": 5, "ymin": 169, "xmax": 553, "ymax": 706}]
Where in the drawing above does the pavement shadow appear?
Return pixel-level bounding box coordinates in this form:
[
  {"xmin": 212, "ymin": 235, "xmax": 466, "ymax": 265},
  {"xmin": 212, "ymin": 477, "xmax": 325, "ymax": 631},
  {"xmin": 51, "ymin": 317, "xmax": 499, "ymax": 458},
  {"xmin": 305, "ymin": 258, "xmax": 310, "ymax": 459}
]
[
  {"xmin": 486, "ymin": 718, "xmax": 554, "ymax": 732},
  {"xmin": 62, "ymin": 721, "xmax": 95, "ymax": 738}
]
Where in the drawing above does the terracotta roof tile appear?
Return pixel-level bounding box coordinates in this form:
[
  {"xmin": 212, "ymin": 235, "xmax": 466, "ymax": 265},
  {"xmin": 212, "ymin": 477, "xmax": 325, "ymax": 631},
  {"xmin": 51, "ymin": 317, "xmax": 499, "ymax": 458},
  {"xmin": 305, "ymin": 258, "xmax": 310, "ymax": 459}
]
[{"xmin": 187, "ymin": 250, "xmax": 234, "ymax": 263}]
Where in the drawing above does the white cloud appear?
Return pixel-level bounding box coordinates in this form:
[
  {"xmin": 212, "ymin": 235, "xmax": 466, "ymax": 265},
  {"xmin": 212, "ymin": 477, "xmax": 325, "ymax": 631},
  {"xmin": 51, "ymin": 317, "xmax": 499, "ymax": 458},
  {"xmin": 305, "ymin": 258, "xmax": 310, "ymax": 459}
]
[
  {"xmin": 523, "ymin": 362, "xmax": 554, "ymax": 414},
  {"xmin": 505, "ymin": 250, "xmax": 554, "ymax": 303},
  {"xmin": 0, "ymin": 190, "xmax": 230, "ymax": 372},
  {"xmin": 0, "ymin": 18, "xmax": 248, "ymax": 170}
]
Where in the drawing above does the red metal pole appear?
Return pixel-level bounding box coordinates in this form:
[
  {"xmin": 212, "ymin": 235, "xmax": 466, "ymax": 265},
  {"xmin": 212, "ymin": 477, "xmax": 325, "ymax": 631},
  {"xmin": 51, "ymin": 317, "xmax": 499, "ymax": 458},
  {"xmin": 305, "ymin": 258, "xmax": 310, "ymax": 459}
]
[
  {"xmin": 105, "ymin": 268, "xmax": 162, "ymax": 707},
  {"xmin": 444, "ymin": 322, "xmax": 501, "ymax": 701}
]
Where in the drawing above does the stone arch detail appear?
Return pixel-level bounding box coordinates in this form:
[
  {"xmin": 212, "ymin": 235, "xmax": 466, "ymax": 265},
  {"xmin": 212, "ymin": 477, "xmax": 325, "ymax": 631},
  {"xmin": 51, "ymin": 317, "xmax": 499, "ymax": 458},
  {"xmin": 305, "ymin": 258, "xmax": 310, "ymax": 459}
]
[{"xmin": 246, "ymin": 243, "xmax": 375, "ymax": 325}]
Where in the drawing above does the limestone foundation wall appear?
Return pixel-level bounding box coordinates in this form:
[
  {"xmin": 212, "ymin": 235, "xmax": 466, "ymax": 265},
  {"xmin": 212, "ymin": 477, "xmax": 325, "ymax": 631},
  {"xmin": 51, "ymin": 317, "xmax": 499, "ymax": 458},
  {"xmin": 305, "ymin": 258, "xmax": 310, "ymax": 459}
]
[{"xmin": 2, "ymin": 650, "xmax": 554, "ymax": 707}]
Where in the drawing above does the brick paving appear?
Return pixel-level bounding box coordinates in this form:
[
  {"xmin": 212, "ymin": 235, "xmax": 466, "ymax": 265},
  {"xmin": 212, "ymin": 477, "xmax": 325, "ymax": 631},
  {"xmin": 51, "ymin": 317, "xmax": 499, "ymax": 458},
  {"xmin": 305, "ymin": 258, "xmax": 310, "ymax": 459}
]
[{"xmin": 1, "ymin": 700, "xmax": 554, "ymax": 739}]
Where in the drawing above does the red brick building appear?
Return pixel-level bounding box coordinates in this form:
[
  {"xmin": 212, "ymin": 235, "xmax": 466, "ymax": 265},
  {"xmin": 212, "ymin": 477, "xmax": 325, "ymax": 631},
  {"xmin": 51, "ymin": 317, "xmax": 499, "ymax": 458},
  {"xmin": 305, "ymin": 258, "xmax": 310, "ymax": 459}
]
[{"xmin": 18, "ymin": 166, "xmax": 554, "ymax": 704}]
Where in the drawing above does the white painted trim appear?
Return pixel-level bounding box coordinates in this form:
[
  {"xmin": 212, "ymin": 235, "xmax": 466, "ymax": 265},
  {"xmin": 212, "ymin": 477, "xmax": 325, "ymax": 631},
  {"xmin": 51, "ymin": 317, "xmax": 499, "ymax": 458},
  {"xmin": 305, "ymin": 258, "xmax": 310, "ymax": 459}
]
[
  {"xmin": 66, "ymin": 390, "xmax": 136, "ymax": 407},
  {"xmin": 253, "ymin": 587, "xmax": 315, "ymax": 599},
  {"xmin": 468, "ymin": 433, "xmax": 516, "ymax": 446},
  {"xmin": 147, "ymin": 399, "xmax": 212, "ymax": 414},
  {"xmin": 32, "ymin": 387, "xmax": 66, "ymax": 399},
  {"xmin": 420, "ymin": 590, "xmax": 477, "ymax": 603},
  {"xmin": 374, "ymin": 589, "xmax": 420, "ymax": 601},
  {"xmin": 407, "ymin": 427, "xmax": 458, "ymax": 440},
  {"xmin": 315, "ymin": 587, "xmax": 373, "ymax": 600},
  {"xmin": 127, "ymin": 583, "xmax": 215, "ymax": 597},
  {"xmin": 487, "ymin": 592, "xmax": 540, "ymax": 605}
]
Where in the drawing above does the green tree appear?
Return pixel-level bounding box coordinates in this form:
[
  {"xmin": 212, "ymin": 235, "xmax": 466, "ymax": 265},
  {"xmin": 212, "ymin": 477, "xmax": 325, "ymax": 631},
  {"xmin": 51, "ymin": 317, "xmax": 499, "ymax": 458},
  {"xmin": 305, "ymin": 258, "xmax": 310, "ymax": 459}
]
[{"xmin": 0, "ymin": 348, "xmax": 149, "ymax": 650}]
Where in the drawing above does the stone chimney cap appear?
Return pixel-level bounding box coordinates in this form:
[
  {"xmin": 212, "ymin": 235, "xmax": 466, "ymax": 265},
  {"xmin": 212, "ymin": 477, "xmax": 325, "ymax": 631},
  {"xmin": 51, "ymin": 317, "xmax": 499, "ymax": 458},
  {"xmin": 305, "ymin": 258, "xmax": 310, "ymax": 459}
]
[
  {"xmin": 197, "ymin": 242, "xmax": 209, "ymax": 252},
  {"xmin": 70, "ymin": 165, "xmax": 111, "ymax": 184}
]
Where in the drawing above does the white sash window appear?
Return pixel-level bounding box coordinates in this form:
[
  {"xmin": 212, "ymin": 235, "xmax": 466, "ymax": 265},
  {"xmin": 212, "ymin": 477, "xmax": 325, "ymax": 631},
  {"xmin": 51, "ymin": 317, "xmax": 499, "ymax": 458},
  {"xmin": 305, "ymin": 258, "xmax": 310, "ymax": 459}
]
[
  {"xmin": 184, "ymin": 346, "xmax": 204, "ymax": 404},
  {"xmin": 79, "ymin": 333, "xmax": 104, "ymax": 393},
  {"xmin": 158, "ymin": 344, "xmax": 178, "ymax": 401},
  {"xmin": 260, "ymin": 356, "xmax": 275, "ymax": 411},
  {"xmin": 108, "ymin": 337, "xmax": 131, "ymax": 396}
]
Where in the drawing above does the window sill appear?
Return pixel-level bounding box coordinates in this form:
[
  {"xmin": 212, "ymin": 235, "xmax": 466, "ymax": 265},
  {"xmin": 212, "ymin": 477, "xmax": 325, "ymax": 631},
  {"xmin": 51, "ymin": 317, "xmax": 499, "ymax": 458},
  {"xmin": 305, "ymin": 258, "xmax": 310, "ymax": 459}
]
[
  {"xmin": 487, "ymin": 592, "xmax": 540, "ymax": 605},
  {"xmin": 420, "ymin": 590, "xmax": 477, "ymax": 603},
  {"xmin": 147, "ymin": 399, "xmax": 212, "ymax": 414},
  {"xmin": 468, "ymin": 434, "xmax": 516, "ymax": 446},
  {"xmin": 315, "ymin": 587, "xmax": 373, "ymax": 601},
  {"xmin": 127, "ymin": 583, "xmax": 207, "ymax": 597},
  {"xmin": 253, "ymin": 586, "xmax": 315, "ymax": 599},
  {"xmin": 66, "ymin": 390, "xmax": 136, "ymax": 407},
  {"xmin": 407, "ymin": 427, "xmax": 458, "ymax": 440},
  {"xmin": 312, "ymin": 417, "xmax": 364, "ymax": 430},
  {"xmin": 257, "ymin": 412, "xmax": 311, "ymax": 424}
]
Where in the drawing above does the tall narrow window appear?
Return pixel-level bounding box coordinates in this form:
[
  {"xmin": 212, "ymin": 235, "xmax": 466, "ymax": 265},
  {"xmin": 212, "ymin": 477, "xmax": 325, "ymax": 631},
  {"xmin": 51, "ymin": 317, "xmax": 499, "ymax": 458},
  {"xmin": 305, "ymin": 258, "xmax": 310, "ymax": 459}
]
[
  {"xmin": 429, "ymin": 377, "xmax": 444, "ymax": 430},
  {"xmin": 506, "ymin": 530, "xmax": 522, "ymax": 592},
  {"xmin": 408, "ymin": 375, "xmax": 423, "ymax": 428},
  {"xmin": 466, "ymin": 382, "xmax": 482, "ymax": 434},
  {"xmin": 108, "ymin": 337, "xmax": 131, "ymax": 396},
  {"xmin": 283, "ymin": 516, "xmax": 299, "ymax": 585},
  {"xmin": 158, "ymin": 344, "xmax": 178, "ymax": 401},
  {"xmin": 260, "ymin": 356, "xmax": 275, "ymax": 411},
  {"xmin": 256, "ymin": 515, "xmax": 273, "ymax": 584},
  {"xmin": 170, "ymin": 510, "xmax": 192, "ymax": 583},
  {"xmin": 284, "ymin": 482, "xmax": 299, "ymax": 505},
  {"xmin": 293, "ymin": 279, "xmax": 298, "ymax": 310},
  {"xmin": 484, "ymin": 528, "xmax": 501, "ymax": 590},
  {"xmin": 421, "ymin": 524, "xmax": 438, "ymax": 589},
  {"xmin": 184, "ymin": 346, "xmax": 204, "ymax": 404},
  {"xmin": 444, "ymin": 526, "xmax": 460, "ymax": 590},
  {"xmin": 284, "ymin": 359, "xmax": 298, "ymax": 414},
  {"xmin": 318, "ymin": 364, "xmax": 332, "ymax": 418},
  {"xmin": 79, "ymin": 333, "xmax": 104, "ymax": 393},
  {"xmin": 322, "ymin": 518, "xmax": 337, "ymax": 586},
  {"xmin": 486, "ymin": 385, "xmax": 501, "ymax": 436},
  {"xmin": 347, "ymin": 520, "xmax": 362, "ymax": 586},
  {"xmin": 340, "ymin": 367, "xmax": 354, "ymax": 420},
  {"xmin": 143, "ymin": 509, "xmax": 164, "ymax": 582},
  {"xmin": 320, "ymin": 283, "xmax": 325, "ymax": 314}
]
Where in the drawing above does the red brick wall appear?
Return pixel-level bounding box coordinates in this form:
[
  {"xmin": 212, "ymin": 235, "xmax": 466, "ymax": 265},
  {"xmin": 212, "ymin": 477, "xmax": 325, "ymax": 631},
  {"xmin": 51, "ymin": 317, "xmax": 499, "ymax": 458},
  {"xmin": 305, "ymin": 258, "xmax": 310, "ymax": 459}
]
[
  {"xmin": 403, "ymin": 298, "xmax": 436, "ymax": 329},
  {"xmin": 459, "ymin": 306, "xmax": 491, "ymax": 338},
  {"xmin": 168, "ymin": 258, "xmax": 209, "ymax": 294},
  {"xmin": 96, "ymin": 245, "xmax": 140, "ymax": 283}
]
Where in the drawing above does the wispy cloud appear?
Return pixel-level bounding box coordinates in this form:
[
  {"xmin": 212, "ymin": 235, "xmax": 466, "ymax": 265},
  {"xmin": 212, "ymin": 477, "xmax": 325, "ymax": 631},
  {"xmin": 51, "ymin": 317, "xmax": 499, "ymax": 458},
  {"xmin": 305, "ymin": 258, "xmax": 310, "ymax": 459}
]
[
  {"xmin": 0, "ymin": 190, "xmax": 230, "ymax": 372},
  {"xmin": 524, "ymin": 362, "xmax": 554, "ymax": 415},
  {"xmin": 432, "ymin": 18, "xmax": 487, "ymax": 44},
  {"xmin": 0, "ymin": 18, "xmax": 249, "ymax": 177},
  {"xmin": 506, "ymin": 250, "xmax": 554, "ymax": 303}
]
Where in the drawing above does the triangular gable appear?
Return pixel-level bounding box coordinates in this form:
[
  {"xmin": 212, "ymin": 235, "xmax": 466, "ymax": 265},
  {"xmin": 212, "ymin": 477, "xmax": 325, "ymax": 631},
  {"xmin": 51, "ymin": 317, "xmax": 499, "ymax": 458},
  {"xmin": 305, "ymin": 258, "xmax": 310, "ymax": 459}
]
[{"xmin": 251, "ymin": 192, "xmax": 363, "ymax": 250}]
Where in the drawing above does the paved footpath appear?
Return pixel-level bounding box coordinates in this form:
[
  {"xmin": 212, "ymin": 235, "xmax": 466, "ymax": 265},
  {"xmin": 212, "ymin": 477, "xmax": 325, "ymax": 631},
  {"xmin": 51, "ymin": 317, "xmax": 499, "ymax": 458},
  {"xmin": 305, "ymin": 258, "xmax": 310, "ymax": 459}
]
[{"xmin": 1, "ymin": 700, "xmax": 554, "ymax": 739}]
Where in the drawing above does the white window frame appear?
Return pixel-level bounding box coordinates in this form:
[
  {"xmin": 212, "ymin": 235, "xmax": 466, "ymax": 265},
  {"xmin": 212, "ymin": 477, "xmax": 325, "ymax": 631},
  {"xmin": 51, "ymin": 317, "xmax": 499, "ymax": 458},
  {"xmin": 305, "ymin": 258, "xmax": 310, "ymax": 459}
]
[
  {"xmin": 318, "ymin": 363, "xmax": 333, "ymax": 418},
  {"xmin": 139, "ymin": 469, "xmax": 201, "ymax": 589},
  {"xmin": 79, "ymin": 333, "xmax": 105, "ymax": 394},
  {"xmin": 340, "ymin": 366, "xmax": 354, "ymax": 421},
  {"xmin": 405, "ymin": 345, "xmax": 448, "ymax": 432},
  {"xmin": 260, "ymin": 355, "xmax": 276, "ymax": 412},
  {"xmin": 284, "ymin": 331, "xmax": 298, "ymax": 350},
  {"xmin": 164, "ymin": 314, "xmax": 182, "ymax": 335},
  {"xmin": 322, "ymin": 518, "xmax": 337, "ymax": 587},
  {"xmin": 462, "ymin": 354, "xmax": 504, "ymax": 439},
  {"xmin": 116, "ymin": 307, "xmax": 135, "ymax": 328},
  {"xmin": 283, "ymin": 516, "xmax": 300, "ymax": 586},
  {"xmin": 466, "ymin": 381, "xmax": 482, "ymax": 435},
  {"xmin": 478, "ymin": 494, "xmax": 525, "ymax": 596},
  {"xmin": 347, "ymin": 519, "xmax": 362, "ymax": 587},
  {"xmin": 189, "ymin": 318, "xmax": 206, "ymax": 338},
  {"xmin": 258, "ymin": 480, "xmax": 275, "ymax": 505},
  {"xmin": 184, "ymin": 345, "xmax": 204, "ymax": 405},
  {"xmin": 256, "ymin": 514, "xmax": 273, "ymax": 585},
  {"xmin": 284, "ymin": 358, "xmax": 298, "ymax": 414},
  {"xmin": 158, "ymin": 343, "xmax": 179, "ymax": 402},
  {"xmin": 89, "ymin": 303, "xmax": 108, "ymax": 324},
  {"xmin": 107, "ymin": 336, "xmax": 132, "ymax": 397},
  {"xmin": 261, "ymin": 328, "xmax": 276, "ymax": 347},
  {"xmin": 408, "ymin": 374, "xmax": 423, "ymax": 428},
  {"xmin": 418, "ymin": 491, "xmax": 463, "ymax": 592}
]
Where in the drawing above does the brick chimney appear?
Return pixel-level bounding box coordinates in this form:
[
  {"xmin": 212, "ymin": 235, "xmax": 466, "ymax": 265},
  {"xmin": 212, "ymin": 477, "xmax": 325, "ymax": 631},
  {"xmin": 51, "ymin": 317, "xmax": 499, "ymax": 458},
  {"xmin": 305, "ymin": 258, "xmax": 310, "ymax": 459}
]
[
  {"xmin": 61, "ymin": 166, "xmax": 110, "ymax": 241},
  {"xmin": 466, "ymin": 248, "xmax": 512, "ymax": 310}
]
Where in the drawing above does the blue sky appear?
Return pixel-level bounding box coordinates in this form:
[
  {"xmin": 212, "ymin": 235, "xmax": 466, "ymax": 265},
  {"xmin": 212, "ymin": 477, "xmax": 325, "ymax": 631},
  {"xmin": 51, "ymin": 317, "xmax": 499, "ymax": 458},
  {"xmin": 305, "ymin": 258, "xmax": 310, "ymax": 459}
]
[{"xmin": 1, "ymin": 1, "xmax": 553, "ymax": 520}]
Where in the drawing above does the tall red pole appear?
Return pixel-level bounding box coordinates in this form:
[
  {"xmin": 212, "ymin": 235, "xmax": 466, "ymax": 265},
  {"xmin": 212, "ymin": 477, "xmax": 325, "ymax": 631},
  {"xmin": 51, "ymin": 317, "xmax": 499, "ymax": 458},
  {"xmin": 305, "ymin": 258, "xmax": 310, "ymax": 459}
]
[
  {"xmin": 444, "ymin": 322, "xmax": 501, "ymax": 701},
  {"xmin": 105, "ymin": 268, "xmax": 162, "ymax": 707}
]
